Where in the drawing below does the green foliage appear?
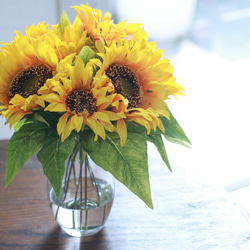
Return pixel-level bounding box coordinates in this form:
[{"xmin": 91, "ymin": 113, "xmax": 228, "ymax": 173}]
[
  {"xmin": 80, "ymin": 126, "xmax": 153, "ymax": 209},
  {"xmin": 5, "ymin": 107, "xmax": 191, "ymax": 209},
  {"xmin": 161, "ymin": 112, "xmax": 191, "ymax": 148},
  {"xmin": 34, "ymin": 110, "xmax": 58, "ymax": 128},
  {"xmin": 5, "ymin": 121, "xmax": 48, "ymax": 186},
  {"xmin": 6, "ymin": 113, "xmax": 75, "ymax": 199},
  {"xmin": 37, "ymin": 132, "xmax": 75, "ymax": 198}
]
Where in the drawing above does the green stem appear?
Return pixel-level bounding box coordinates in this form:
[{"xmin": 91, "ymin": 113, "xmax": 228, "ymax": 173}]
[
  {"xmin": 79, "ymin": 146, "xmax": 83, "ymax": 230},
  {"xmin": 85, "ymin": 154, "xmax": 89, "ymax": 231},
  {"xmin": 72, "ymin": 145, "xmax": 86, "ymax": 200},
  {"xmin": 88, "ymin": 161, "xmax": 101, "ymax": 206},
  {"xmin": 102, "ymin": 204, "xmax": 107, "ymax": 226},
  {"xmin": 62, "ymin": 140, "xmax": 79, "ymax": 202},
  {"xmin": 55, "ymin": 140, "xmax": 79, "ymax": 220}
]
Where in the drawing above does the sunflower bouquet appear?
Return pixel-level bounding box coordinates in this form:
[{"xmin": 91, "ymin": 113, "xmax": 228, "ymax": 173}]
[{"xmin": 0, "ymin": 4, "xmax": 191, "ymax": 209}]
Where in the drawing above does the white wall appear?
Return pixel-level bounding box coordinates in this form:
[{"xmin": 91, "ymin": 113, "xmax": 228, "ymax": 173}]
[{"xmin": 0, "ymin": 0, "xmax": 58, "ymax": 44}]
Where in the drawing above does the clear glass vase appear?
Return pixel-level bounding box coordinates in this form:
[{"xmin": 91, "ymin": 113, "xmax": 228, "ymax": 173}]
[{"xmin": 47, "ymin": 140, "xmax": 115, "ymax": 237}]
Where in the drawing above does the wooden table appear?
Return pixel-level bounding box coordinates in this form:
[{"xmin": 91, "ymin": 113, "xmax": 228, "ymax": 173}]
[{"xmin": 1, "ymin": 139, "xmax": 250, "ymax": 250}]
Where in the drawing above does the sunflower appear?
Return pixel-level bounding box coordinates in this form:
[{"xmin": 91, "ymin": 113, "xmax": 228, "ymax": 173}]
[
  {"xmin": 96, "ymin": 39, "xmax": 185, "ymax": 145},
  {"xmin": 25, "ymin": 22, "xmax": 51, "ymax": 40},
  {"xmin": 72, "ymin": 4, "xmax": 147, "ymax": 44},
  {"xmin": 42, "ymin": 55, "xmax": 125, "ymax": 142},
  {"xmin": 51, "ymin": 16, "xmax": 93, "ymax": 58},
  {"xmin": 0, "ymin": 33, "xmax": 61, "ymax": 127},
  {"xmin": 0, "ymin": 22, "xmax": 54, "ymax": 57}
]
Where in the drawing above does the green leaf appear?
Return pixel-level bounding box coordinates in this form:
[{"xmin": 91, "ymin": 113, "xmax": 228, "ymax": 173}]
[
  {"xmin": 80, "ymin": 128, "xmax": 153, "ymax": 209},
  {"xmin": 34, "ymin": 110, "xmax": 58, "ymax": 128},
  {"xmin": 5, "ymin": 121, "xmax": 48, "ymax": 186},
  {"xmin": 37, "ymin": 133, "xmax": 75, "ymax": 198},
  {"xmin": 78, "ymin": 46, "xmax": 97, "ymax": 65},
  {"xmin": 33, "ymin": 112, "xmax": 50, "ymax": 127},
  {"xmin": 161, "ymin": 112, "xmax": 192, "ymax": 147},
  {"xmin": 14, "ymin": 111, "xmax": 58, "ymax": 132},
  {"xmin": 147, "ymin": 132, "xmax": 172, "ymax": 172},
  {"xmin": 14, "ymin": 118, "xmax": 30, "ymax": 132},
  {"xmin": 57, "ymin": 10, "xmax": 71, "ymax": 34},
  {"xmin": 14, "ymin": 113, "xmax": 39, "ymax": 132}
]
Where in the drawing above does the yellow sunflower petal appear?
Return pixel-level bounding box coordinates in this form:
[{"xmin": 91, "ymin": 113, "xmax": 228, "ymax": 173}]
[
  {"xmin": 57, "ymin": 113, "xmax": 73, "ymax": 142},
  {"xmin": 85, "ymin": 117, "xmax": 106, "ymax": 140},
  {"xmin": 117, "ymin": 119, "xmax": 127, "ymax": 147},
  {"xmin": 71, "ymin": 115, "xmax": 83, "ymax": 132},
  {"xmin": 45, "ymin": 102, "xmax": 66, "ymax": 112}
]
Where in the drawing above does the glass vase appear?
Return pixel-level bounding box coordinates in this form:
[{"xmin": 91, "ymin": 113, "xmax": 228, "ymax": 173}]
[{"xmin": 47, "ymin": 140, "xmax": 115, "ymax": 237}]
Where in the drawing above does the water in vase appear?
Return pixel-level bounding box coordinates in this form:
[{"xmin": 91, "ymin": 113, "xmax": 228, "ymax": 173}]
[{"xmin": 48, "ymin": 177, "xmax": 114, "ymax": 237}]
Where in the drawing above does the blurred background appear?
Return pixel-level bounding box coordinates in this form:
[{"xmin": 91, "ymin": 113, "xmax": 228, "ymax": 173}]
[{"xmin": 1, "ymin": 0, "xmax": 250, "ymax": 211}]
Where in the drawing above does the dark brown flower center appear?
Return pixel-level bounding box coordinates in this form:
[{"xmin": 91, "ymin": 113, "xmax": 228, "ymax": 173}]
[
  {"xmin": 66, "ymin": 89, "xmax": 97, "ymax": 115},
  {"xmin": 106, "ymin": 63, "xmax": 142, "ymax": 109},
  {"xmin": 8, "ymin": 64, "xmax": 53, "ymax": 99}
]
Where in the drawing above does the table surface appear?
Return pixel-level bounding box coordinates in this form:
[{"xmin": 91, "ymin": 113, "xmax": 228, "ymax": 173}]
[{"xmin": 1, "ymin": 140, "xmax": 250, "ymax": 250}]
